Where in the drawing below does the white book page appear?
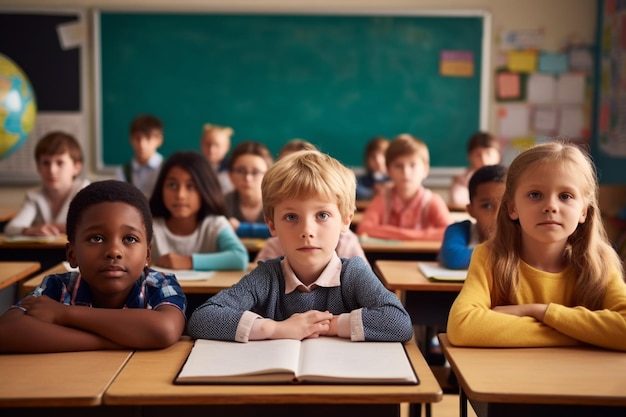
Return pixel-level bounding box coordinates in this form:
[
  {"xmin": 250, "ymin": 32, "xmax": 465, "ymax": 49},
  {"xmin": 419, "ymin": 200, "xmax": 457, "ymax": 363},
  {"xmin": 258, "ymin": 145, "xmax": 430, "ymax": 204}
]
[
  {"xmin": 418, "ymin": 262, "xmax": 467, "ymax": 281},
  {"xmin": 297, "ymin": 338, "xmax": 417, "ymax": 383},
  {"xmin": 151, "ymin": 266, "xmax": 215, "ymax": 281},
  {"xmin": 178, "ymin": 339, "xmax": 301, "ymax": 380}
]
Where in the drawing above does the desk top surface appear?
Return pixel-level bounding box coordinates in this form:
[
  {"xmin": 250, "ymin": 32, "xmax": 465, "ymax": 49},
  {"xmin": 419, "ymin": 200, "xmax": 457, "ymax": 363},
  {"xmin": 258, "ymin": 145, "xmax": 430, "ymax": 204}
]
[
  {"xmin": 359, "ymin": 238, "xmax": 441, "ymax": 254},
  {"xmin": 439, "ymin": 334, "xmax": 626, "ymax": 406},
  {"xmin": 375, "ymin": 260, "xmax": 463, "ymax": 292},
  {"xmin": 21, "ymin": 262, "xmax": 254, "ymax": 296},
  {"xmin": 104, "ymin": 337, "xmax": 442, "ymax": 406},
  {"xmin": 0, "ymin": 349, "xmax": 132, "ymax": 407},
  {"xmin": 0, "ymin": 233, "xmax": 68, "ymax": 249},
  {"xmin": 0, "ymin": 261, "xmax": 41, "ymax": 290}
]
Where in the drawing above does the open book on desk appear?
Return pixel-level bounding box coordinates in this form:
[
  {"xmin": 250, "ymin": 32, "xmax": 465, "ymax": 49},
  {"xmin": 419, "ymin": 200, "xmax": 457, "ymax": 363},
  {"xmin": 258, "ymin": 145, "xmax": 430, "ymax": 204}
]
[
  {"xmin": 175, "ymin": 337, "xmax": 419, "ymax": 385},
  {"xmin": 418, "ymin": 262, "xmax": 467, "ymax": 282}
]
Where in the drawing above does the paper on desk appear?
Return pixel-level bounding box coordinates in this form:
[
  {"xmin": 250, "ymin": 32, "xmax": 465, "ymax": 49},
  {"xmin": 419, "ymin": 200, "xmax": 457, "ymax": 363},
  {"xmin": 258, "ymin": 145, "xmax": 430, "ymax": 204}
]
[
  {"xmin": 150, "ymin": 266, "xmax": 216, "ymax": 281},
  {"xmin": 418, "ymin": 263, "xmax": 467, "ymax": 282}
]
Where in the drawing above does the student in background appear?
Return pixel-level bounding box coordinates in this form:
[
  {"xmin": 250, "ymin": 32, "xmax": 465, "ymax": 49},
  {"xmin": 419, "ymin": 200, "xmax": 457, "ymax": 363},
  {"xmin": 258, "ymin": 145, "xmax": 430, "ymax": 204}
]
[
  {"xmin": 4, "ymin": 131, "xmax": 89, "ymax": 236},
  {"xmin": 447, "ymin": 142, "xmax": 626, "ymax": 351},
  {"xmin": 149, "ymin": 151, "xmax": 248, "ymax": 271},
  {"xmin": 199, "ymin": 123, "xmax": 234, "ymax": 193},
  {"xmin": 116, "ymin": 114, "xmax": 164, "ymax": 198},
  {"xmin": 439, "ymin": 164, "xmax": 506, "ymax": 270},
  {"xmin": 356, "ymin": 136, "xmax": 390, "ymax": 201},
  {"xmin": 187, "ymin": 150, "xmax": 412, "ymax": 343},
  {"xmin": 278, "ymin": 138, "xmax": 316, "ymax": 159},
  {"xmin": 449, "ymin": 131, "xmax": 501, "ymax": 207},
  {"xmin": 356, "ymin": 134, "xmax": 451, "ymax": 241},
  {"xmin": 0, "ymin": 180, "xmax": 186, "ymax": 353},
  {"xmin": 225, "ymin": 141, "xmax": 273, "ymax": 239}
]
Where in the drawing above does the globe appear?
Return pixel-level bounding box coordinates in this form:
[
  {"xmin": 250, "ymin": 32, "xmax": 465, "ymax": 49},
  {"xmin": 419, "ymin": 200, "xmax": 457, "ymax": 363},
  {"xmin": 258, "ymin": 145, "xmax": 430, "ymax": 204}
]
[{"xmin": 0, "ymin": 53, "xmax": 37, "ymax": 160}]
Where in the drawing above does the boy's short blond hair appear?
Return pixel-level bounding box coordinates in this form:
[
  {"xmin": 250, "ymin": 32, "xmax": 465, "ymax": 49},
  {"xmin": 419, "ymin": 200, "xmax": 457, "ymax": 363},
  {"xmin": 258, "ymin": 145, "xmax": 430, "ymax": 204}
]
[
  {"xmin": 202, "ymin": 123, "xmax": 234, "ymax": 136},
  {"xmin": 261, "ymin": 150, "xmax": 356, "ymax": 223},
  {"xmin": 385, "ymin": 134, "xmax": 430, "ymax": 168}
]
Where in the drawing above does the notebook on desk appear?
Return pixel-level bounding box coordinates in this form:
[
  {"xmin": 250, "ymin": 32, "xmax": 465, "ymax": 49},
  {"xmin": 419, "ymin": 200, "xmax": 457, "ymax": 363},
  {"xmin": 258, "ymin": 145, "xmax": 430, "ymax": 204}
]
[
  {"xmin": 418, "ymin": 262, "xmax": 467, "ymax": 282},
  {"xmin": 175, "ymin": 338, "xmax": 419, "ymax": 385}
]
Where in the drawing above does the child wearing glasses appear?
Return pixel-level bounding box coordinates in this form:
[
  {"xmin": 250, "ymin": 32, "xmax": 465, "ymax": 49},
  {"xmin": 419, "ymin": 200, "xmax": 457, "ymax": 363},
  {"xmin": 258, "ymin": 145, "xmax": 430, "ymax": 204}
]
[{"xmin": 225, "ymin": 141, "xmax": 274, "ymax": 238}]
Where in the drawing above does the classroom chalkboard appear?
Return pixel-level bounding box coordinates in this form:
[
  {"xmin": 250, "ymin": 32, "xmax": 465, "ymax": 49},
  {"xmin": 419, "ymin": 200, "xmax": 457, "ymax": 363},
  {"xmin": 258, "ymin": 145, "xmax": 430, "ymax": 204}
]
[{"xmin": 96, "ymin": 11, "xmax": 487, "ymax": 168}]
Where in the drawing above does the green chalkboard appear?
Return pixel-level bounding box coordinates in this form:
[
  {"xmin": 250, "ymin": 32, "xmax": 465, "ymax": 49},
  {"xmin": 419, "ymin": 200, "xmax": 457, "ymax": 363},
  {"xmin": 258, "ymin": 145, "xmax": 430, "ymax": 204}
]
[{"xmin": 96, "ymin": 11, "xmax": 486, "ymax": 168}]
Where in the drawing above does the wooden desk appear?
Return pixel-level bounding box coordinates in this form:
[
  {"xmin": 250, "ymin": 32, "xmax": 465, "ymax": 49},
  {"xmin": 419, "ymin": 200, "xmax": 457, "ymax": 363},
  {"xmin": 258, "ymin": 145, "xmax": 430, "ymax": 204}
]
[
  {"xmin": 360, "ymin": 238, "xmax": 441, "ymax": 263},
  {"xmin": 0, "ymin": 234, "xmax": 68, "ymax": 271},
  {"xmin": 0, "ymin": 261, "xmax": 41, "ymax": 292},
  {"xmin": 0, "ymin": 261, "xmax": 41, "ymax": 312},
  {"xmin": 0, "ymin": 350, "xmax": 132, "ymax": 408},
  {"xmin": 239, "ymin": 237, "xmax": 266, "ymax": 261},
  {"xmin": 375, "ymin": 260, "xmax": 462, "ymax": 329},
  {"xmin": 104, "ymin": 337, "xmax": 442, "ymax": 417},
  {"xmin": 439, "ymin": 334, "xmax": 626, "ymax": 417}
]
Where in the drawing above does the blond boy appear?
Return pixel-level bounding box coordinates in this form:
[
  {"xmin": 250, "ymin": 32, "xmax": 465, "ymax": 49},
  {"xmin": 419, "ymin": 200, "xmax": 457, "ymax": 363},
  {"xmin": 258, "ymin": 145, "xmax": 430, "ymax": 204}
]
[{"xmin": 188, "ymin": 150, "xmax": 412, "ymax": 343}]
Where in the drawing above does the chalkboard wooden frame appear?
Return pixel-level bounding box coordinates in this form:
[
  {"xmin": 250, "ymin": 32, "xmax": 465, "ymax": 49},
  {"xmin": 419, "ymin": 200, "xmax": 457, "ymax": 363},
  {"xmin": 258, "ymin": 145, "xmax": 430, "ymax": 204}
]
[{"xmin": 93, "ymin": 8, "xmax": 491, "ymax": 171}]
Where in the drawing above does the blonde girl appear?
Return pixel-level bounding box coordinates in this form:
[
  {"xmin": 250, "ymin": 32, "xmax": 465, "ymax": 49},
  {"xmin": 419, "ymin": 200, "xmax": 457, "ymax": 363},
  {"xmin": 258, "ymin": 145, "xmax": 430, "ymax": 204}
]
[{"xmin": 447, "ymin": 141, "xmax": 626, "ymax": 351}]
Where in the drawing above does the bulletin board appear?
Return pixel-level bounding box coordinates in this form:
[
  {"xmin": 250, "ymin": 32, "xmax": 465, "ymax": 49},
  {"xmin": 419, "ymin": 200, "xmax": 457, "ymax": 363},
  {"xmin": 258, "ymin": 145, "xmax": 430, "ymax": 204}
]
[
  {"xmin": 94, "ymin": 10, "xmax": 490, "ymax": 169},
  {"xmin": 592, "ymin": 0, "xmax": 626, "ymax": 184},
  {"xmin": 0, "ymin": 7, "xmax": 87, "ymax": 184}
]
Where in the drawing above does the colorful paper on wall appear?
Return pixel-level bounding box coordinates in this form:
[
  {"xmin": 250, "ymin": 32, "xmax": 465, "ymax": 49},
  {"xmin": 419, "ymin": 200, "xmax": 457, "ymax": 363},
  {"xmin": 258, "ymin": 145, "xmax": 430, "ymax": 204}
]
[
  {"xmin": 508, "ymin": 50, "xmax": 538, "ymax": 73},
  {"xmin": 497, "ymin": 104, "xmax": 530, "ymax": 138},
  {"xmin": 556, "ymin": 73, "xmax": 585, "ymax": 104},
  {"xmin": 439, "ymin": 50, "xmax": 474, "ymax": 77},
  {"xmin": 532, "ymin": 106, "xmax": 558, "ymax": 134},
  {"xmin": 500, "ymin": 136, "xmax": 537, "ymax": 165},
  {"xmin": 527, "ymin": 74, "xmax": 555, "ymax": 103},
  {"xmin": 568, "ymin": 47, "xmax": 593, "ymax": 72},
  {"xmin": 499, "ymin": 29, "xmax": 544, "ymax": 50},
  {"xmin": 558, "ymin": 106, "xmax": 585, "ymax": 138},
  {"xmin": 538, "ymin": 52, "xmax": 568, "ymax": 74},
  {"xmin": 496, "ymin": 72, "xmax": 521, "ymax": 100}
]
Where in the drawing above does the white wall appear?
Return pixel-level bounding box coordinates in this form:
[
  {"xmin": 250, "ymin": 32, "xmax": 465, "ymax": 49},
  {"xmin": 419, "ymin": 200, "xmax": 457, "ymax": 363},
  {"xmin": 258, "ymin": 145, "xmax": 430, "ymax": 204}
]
[{"xmin": 0, "ymin": 0, "xmax": 597, "ymax": 202}]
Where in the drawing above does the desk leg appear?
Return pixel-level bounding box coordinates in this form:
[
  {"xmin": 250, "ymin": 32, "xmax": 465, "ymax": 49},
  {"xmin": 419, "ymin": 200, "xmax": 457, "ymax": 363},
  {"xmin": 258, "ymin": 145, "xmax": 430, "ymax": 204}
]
[{"xmin": 459, "ymin": 387, "xmax": 468, "ymax": 417}]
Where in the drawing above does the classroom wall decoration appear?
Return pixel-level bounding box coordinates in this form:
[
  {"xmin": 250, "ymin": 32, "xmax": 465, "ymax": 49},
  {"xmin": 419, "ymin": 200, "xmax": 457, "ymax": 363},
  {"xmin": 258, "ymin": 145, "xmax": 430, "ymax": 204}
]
[
  {"xmin": 0, "ymin": 9, "xmax": 86, "ymax": 184},
  {"xmin": 593, "ymin": 0, "xmax": 626, "ymax": 184},
  {"xmin": 95, "ymin": 10, "xmax": 489, "ymax": 169},
  {"xmin": 493, "ymin": 27, "xmax": 595, "ymax": 166}
]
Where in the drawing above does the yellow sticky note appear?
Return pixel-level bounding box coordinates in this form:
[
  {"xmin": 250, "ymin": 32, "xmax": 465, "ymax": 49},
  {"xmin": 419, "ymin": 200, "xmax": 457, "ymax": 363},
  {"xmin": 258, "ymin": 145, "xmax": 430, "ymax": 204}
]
[{"xmin": 508, "ymin": 50, "xmax": 538, "ymax": 73}]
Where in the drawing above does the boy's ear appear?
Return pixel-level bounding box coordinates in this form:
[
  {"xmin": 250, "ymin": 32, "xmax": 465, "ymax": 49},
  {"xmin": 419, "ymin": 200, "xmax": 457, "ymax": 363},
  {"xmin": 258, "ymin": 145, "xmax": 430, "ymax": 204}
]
[
  {"xmin": 72, "ymin": 161, "xmax": 83, "ymax": 176},
  {"xmin": 341, "ymin": 213, "xmax": 354, "ymax": 232},
  {"xmin": 466, "ymin": 202, "xmax": 475, "ymax": 218},
  {"xmin": 146, "ymin": 244, "xmax": 152, "ymax": 266},
  {"xmin": 66, "ymin": 242, "xmax": 79, "ymax": 268},
  {"xmin": 265, "ymin": 216, "xmax": 278, "ymax": 237}
]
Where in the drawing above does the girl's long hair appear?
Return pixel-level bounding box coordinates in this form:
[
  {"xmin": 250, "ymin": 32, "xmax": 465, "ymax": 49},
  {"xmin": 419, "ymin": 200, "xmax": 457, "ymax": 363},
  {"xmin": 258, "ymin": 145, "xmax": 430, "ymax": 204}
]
[
  {"xmin": 487, "ymin": 141, "xmax": 623, "ymax": 309},
  {"xmin": 150, "ymin": 151, "xmax": 226, "ymax": 220}
]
